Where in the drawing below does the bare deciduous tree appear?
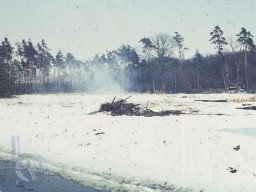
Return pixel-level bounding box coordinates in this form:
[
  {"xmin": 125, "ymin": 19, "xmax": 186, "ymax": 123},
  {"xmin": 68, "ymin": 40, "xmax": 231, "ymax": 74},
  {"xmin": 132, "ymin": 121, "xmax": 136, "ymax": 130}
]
[{"xmin": 229, "ymin": 37, "xmax": 241, "ymax": 90}]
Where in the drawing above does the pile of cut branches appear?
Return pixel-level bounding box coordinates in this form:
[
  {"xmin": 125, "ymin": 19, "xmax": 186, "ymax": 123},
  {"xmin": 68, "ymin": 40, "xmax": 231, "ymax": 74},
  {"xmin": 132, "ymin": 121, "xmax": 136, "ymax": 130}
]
[{"xmin": 90, "ymin": 96, "xmax": 183, "ymax": 117}]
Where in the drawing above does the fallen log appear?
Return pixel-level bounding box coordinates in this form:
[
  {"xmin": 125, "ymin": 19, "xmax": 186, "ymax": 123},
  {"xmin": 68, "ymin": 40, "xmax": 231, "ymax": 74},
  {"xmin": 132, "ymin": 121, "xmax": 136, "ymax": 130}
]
[
  {"xmin": 195, "ymin": 96, "xmax": 256, "ymax": 103},
  {"xmin": 95, "ymin": 132, "xmax": 105, "ymax": 135},
  {"xmin": 195, "ymin": 99, "xmax": 226, "ymax": 102},
  {"xmin": 236, "ymin": 106, "xmax": 256, "ymax": 110}
]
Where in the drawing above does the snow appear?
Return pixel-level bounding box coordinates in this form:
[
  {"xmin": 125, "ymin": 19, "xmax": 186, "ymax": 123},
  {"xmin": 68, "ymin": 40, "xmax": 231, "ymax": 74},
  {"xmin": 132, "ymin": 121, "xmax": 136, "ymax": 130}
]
[{"xmin": 0, "ymin": 93, "xmax": 256, "ymax": 192}]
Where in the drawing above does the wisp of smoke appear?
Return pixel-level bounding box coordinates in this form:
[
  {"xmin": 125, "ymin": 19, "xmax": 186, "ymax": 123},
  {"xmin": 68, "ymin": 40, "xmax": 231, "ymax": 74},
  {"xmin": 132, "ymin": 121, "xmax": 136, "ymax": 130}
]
[{"xmin": 86, "ymin": 63, "xmax": 125, "ymax": 94}]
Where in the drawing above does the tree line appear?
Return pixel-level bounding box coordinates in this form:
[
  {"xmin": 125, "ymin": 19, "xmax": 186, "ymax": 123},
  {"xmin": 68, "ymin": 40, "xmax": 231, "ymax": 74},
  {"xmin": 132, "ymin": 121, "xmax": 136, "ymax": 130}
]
[
  {"xmin": 0, "ymin": 38, "xmax": 88, "ymax": 97},
  {"xmin": 0, "ymin": 26, "xmax": 256, "ymax": 97}
]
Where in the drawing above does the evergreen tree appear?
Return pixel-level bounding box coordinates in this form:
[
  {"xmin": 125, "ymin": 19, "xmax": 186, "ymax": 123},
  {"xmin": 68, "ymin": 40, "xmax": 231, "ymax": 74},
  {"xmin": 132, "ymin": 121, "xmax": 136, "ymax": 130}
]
[
  {"xmin": 209, "ymin": 26, "xmax": 228, "ymax": 91},
  {"xmin": 55, "ymin": 50, "xmax": 66, "ymax": 70},
  {"xmin": 173, "ymin": 32, "xmax": 188, "ymax": 91},
  {"xmin": 66, "ymin": 52, "xmax": 76, "ymax": 67},
  {"xmin": 37, "ymin": 39, "xmax": 54, "ymax": 84},
  {"xmin": 115, "ymin": 44, "xmax": 140, "ymax": 89},
  {"xmin": 0, "ymin": 37, "xmax": 15, "ymax": 97},
  {"xmin": 17, "ymin": 39, "xmax": 38, "ymax": 91},
  {"xmin": 237, "ymin": 27, "xmax": 256, "ymax": 90},
  {"xmin": 193, "ymin": 50, "xmax": 203, "ymax": 92}
]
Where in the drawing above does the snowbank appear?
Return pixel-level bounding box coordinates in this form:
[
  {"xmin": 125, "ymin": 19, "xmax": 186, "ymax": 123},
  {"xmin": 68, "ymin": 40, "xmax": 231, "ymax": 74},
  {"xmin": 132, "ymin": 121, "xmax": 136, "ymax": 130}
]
[{"xmin": 0, "ymin": 93, "xmax": 256, "ymax": 191}]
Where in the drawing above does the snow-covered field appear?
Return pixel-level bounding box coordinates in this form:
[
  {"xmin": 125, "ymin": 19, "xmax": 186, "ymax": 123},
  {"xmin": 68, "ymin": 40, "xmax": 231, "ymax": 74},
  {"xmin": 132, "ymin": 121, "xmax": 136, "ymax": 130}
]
[{"xmin": 0, "ymin": 93, "xmax": 256, "ymax": 192}]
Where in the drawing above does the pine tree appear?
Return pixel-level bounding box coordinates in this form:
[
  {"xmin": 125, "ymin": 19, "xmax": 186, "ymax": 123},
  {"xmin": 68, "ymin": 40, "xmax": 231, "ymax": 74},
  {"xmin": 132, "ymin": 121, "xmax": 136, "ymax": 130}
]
[
  {"xmin": 54, "ymin": 50, "xmax": 66, "ymax": 90},
  {"xmin": 237, "ymin": 27, "xmax": 256, "ymax": 91},
  {"xmin": 193, "ymin": 50, "xmax": 203, "ymax": 92},
  {"xmin": 17, "ymin": 39, "xmax": 38, "ymax": 92},
  {"xmin": 173, "ymin": 32, "xmax": 188, "ymax": 91},
  {"xmin": 0, "ymin": 37, "xmax": 15, "ymax": 97},
  {"xmin": 209, "ymin": 26, "xmax": 228, "ymax": 91},
  {"xmin": 37, "ymin": 39, "xmax": 54, "ymax": 85}
]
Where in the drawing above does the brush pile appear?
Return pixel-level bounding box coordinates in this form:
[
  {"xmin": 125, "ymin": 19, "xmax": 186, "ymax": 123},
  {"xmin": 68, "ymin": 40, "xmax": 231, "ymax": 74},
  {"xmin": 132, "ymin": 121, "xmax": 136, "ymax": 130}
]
[{"xmin": 90, "ymin": 96, "xmax": 183, "ymax": 117}]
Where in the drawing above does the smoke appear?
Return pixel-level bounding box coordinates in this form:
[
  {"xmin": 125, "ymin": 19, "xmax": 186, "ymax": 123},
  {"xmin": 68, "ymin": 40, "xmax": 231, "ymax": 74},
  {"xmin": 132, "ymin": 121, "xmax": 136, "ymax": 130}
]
[{"xmin": 86, "ymin": 63, "xmax": 125, "ymax": 94}]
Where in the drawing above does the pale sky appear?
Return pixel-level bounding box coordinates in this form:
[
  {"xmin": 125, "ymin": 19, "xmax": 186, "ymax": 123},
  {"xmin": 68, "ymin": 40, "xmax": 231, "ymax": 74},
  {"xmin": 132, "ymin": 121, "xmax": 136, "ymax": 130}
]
[{"xmin": 0, "ymin": 0, "xmax": 255, "ymax": 60}]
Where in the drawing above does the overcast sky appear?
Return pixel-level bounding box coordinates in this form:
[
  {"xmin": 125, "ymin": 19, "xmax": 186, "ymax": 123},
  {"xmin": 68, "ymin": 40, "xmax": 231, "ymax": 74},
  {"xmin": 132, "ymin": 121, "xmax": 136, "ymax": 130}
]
[{"xmin": 0, "ymin": 0, "xmax": 255, "ymax": 60}]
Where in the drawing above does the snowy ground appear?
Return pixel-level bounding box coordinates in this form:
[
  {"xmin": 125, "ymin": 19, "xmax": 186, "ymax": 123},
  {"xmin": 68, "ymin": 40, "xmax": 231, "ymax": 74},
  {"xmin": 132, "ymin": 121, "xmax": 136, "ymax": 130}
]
[{"xmin": 0, "ymin": 93, "xmax": 256, "ymax": 192}]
